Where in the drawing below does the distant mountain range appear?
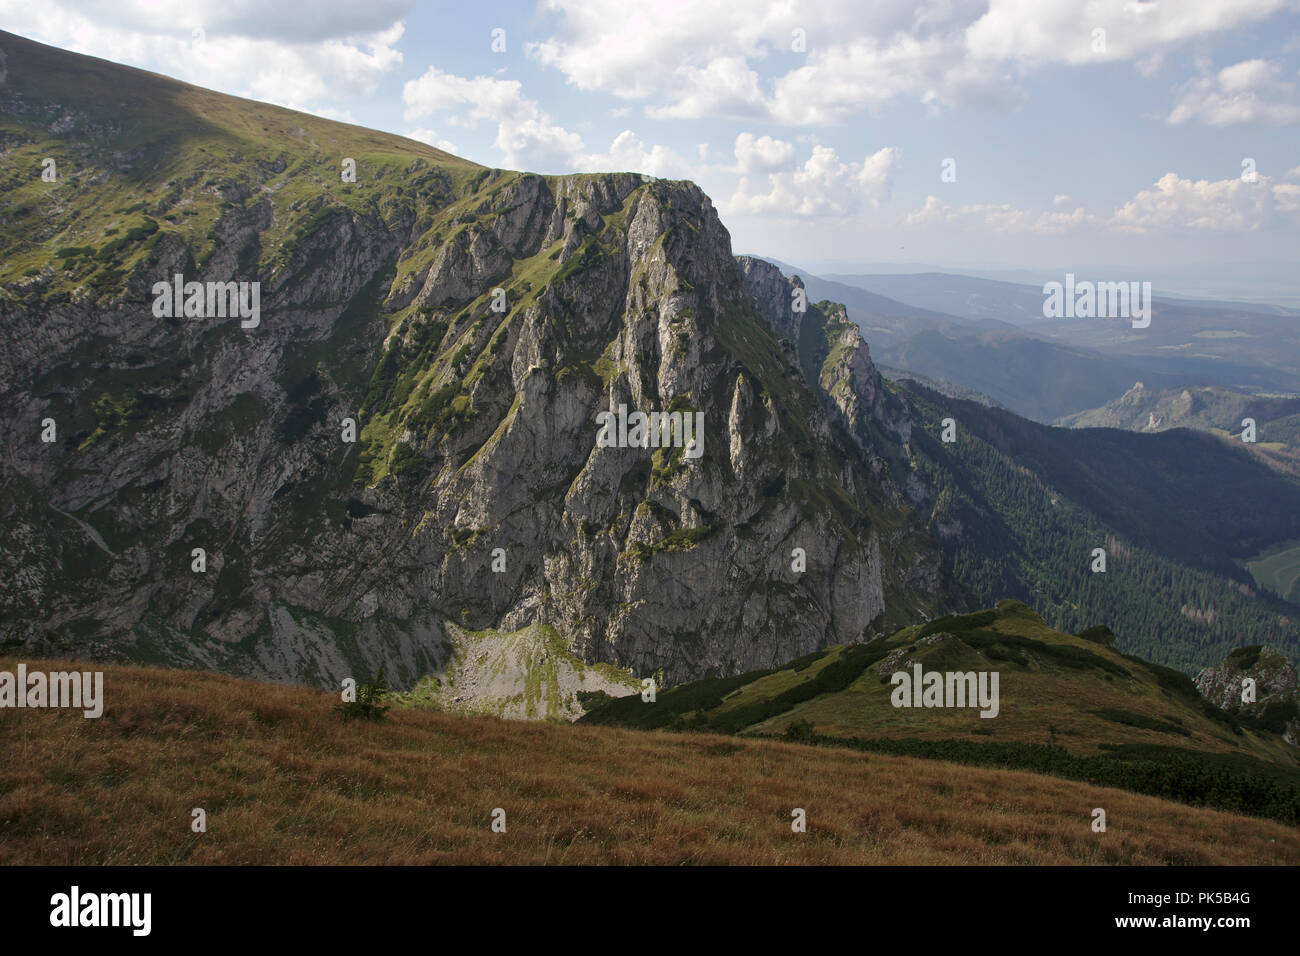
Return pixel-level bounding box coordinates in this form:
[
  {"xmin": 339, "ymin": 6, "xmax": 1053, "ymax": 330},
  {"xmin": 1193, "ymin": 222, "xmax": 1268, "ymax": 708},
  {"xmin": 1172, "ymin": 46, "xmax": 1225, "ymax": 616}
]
[
  {"xmin": 823, "ymin": 271, "xmax": 1300, "ymax": 323},
  {"xmin": 756, "ymin": 258, "xmax": 1300, "ymax": 424}
]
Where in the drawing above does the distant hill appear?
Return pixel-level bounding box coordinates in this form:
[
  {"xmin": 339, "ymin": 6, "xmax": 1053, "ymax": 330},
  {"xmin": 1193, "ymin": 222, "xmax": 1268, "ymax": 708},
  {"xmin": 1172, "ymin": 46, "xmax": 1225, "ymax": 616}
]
[
  {"xmin": 897, "ymin": 381, "xmax": 1300, "ymax": 672},
  {"xmin": 1059, "ymin": 383, "xmax": 1300, "ymax": 475},
  {"xmin": 808, "ymin": 267, "xmax": 1300, "ymax": 409},
  {"xmin": 878, "ymin": 366, "xmax": 1007, "ymax": 409},
  {"xmin": 877, "ymin": 325, "xmax": 1187, "ymax": 423},
  {"xmin": 825, "ymin": 272, "xmax": 1300, "ymax": 396}
]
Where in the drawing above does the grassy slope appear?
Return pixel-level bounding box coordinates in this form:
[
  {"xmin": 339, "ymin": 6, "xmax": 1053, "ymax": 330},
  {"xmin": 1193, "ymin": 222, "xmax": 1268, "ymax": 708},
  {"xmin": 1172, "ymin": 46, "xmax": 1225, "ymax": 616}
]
[
  {"xmin": 585, "ymin": 603, "xmax": 1282, "ymax": 753},
  {"xmin": 1247, "ymin": 540, "xmax": 1300, "ymax": 604},
  {"xmin": 0, "ymin": 29, "xmax": 477, "ymax": 289},
  {"xmin": 1, "ymin": 656, "xmax": 1297, "ymax": 865},
  {"xmin": 582, "ymin": 602, "xmax": 1300, "ymax": 821}
]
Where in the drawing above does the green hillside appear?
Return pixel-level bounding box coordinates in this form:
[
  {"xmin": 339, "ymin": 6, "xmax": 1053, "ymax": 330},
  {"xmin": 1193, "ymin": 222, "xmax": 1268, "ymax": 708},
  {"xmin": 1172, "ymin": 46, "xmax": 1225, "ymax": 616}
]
[{"xmin": 582, "ymin": 601, "xmax": 1300, "ymax": 823}]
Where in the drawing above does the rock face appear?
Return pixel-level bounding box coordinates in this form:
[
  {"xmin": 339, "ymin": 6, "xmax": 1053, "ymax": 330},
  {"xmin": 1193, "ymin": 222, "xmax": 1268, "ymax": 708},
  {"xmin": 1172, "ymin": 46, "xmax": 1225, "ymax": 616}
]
[
  {"xmin": 0, "ymin": 31, "xmax": 950, "ymax": 692},
  {"xmin": 1196, "ymin": 646, "xmax": 1300, "ymax": 745},
  {"xmin": 397, "ymin": 623, "xmax": 642, "ymax": 721}
]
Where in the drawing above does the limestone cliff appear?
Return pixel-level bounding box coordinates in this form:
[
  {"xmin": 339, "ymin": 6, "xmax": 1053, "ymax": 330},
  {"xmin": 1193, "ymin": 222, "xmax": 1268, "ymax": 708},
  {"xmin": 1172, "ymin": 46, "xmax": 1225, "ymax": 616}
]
[{"xmin": 0, "ymin": 32, "xmax": 949, "ymax": 692}]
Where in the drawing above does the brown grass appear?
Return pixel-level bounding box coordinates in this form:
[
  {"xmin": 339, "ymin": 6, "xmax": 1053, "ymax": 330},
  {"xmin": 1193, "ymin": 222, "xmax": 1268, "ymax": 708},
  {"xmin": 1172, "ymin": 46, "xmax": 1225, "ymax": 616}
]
[{"xmin": 0, "ymin": 658, "xmax": 1296, "ymax": 865}]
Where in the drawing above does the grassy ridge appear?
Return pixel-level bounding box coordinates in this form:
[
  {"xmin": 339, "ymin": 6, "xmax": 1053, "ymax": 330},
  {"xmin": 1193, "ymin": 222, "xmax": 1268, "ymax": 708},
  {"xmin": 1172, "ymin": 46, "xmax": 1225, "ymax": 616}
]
[
  {"xmin": 0, "ymin": 29, "xmax": 476, "ymax": 292},
  {"xmin": 582, "ymin": 601, "xmax": 1300, "ymax": 823}
]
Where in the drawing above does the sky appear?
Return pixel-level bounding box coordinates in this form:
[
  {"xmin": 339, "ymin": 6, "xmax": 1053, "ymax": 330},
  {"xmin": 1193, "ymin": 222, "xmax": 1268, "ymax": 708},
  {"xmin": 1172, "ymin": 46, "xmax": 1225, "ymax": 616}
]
[{"xmin": 4, "ymin": 0, "xmax": 1300, "ymax": 294}]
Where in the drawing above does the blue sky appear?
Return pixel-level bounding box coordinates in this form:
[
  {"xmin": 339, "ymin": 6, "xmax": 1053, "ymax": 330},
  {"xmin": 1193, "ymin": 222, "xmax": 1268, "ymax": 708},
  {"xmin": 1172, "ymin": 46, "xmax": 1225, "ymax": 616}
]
[{"xmin": 5, "ymin": 1, "xmax": 1300, "ymax": 294}]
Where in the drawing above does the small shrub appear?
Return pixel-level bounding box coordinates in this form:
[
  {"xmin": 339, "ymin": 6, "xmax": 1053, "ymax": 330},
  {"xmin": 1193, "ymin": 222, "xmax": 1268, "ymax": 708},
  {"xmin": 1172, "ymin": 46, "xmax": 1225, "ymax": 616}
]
[
  {"xmin": 784, "ymin": 718, "xmax": 816, "ymax": 742},
  {"xmin": 335, "ymin": 670, "xmax": 391, "ymax": 722}
]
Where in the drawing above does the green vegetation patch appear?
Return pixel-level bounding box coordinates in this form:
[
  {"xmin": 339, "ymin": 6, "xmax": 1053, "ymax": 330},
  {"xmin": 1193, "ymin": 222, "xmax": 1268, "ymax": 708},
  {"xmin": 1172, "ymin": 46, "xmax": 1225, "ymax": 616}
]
[
  {"xmin": 1093, "ymin": 707, "xmax": 1191, "ymax": 737},
  {"xmin": 775, "ymin": 733, "xmax": 1300, "ymax": 826}
]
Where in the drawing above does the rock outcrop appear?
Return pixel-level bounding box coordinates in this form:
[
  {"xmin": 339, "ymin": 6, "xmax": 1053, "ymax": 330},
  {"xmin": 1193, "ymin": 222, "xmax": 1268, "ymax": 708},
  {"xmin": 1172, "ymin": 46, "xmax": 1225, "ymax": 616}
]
[{"xmin": 1196, "ymin": 646, "xmax": 1300, "ymax": 745}]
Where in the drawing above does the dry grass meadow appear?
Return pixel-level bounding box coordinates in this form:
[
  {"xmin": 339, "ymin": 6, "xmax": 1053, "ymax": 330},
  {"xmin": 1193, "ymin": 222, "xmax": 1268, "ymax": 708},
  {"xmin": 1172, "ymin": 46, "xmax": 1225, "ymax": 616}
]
[{"xmin": 1, "ymin": 658, "xmax": 1297, "ymax": 865}]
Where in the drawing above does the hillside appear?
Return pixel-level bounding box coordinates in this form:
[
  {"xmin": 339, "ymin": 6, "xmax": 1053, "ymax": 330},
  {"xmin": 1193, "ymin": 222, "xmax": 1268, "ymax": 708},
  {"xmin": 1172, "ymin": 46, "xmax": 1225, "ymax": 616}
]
[
  {"xmin": 1, "ymin": 655, "xmax": 1297, "ymax": 865},
  {"xmin": 898, "ymin": 383, "xmax": 1300, "ymax": 671}
]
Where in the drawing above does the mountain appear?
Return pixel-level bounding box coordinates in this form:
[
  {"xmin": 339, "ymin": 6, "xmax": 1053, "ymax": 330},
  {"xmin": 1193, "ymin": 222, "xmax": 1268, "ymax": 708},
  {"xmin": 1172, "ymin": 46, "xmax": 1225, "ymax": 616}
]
[
  {"xmin": 876, "ymin": 366, "xmax": 1007, "ymax": 410},
  {"xmin": 4, "ymin": 31, "xmax": 1300, "ymax": 700},
  {"xmin": 824, "ymin": 271, "xmax": 1300, "ymax": 324},
  {"xmin": 899, "ymin": 381, "xmax": 1300, "ymax": 671},
  {"xmin": 826, "ymin": 271, "xmax": 1053, "ymax": 324},
  {"xmin": 876, "ymin": 325, "xmax": 1188, "ymax": 423},
  {"xmin": 754, "ymin": 257, "xmax": 973, "ymax": 336},
  {"xmin": 0, "ymin": 32, "xmax": 949, "ymax": 689}
]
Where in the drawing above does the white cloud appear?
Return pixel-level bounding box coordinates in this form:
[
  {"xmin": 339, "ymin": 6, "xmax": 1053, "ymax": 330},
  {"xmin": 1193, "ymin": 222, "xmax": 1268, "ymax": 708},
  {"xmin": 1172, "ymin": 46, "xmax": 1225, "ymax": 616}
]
[
  {"xmin": 966, "ymin": 0, "xmax": 1289, "ymax": 66},
  {"xmin": 733, "ymin": 133, "xmax": 797, "ymax": 175},
  {"xmin": 728, "ymin": 141, "xmax": 899, "ymax": 217},
  {"xmin": 405, "ymin": 128, "xmax": 459, "ymax": 154},
  {"xmin": 60, "ymin": 0, "xmax": 414, "ymax": 44},
  {"xmin": 645, "ymin": 55, "xmax": 769, "ymax": 120},
  {"xmin": 402, "ymin": 68, "xmax": 584, "ymax": 171},
  {"xmin": 526, "ymin": 0, "xmax": 1294, "ymax": 125},
  {"xmin": 1167, "ymin": 59, "xmax": 1300, "ymax": 126},
  {"xmin": 902, "ymin": 170, "xmax": 1300, "ymax": 236},
  {"xmin": 903, "ymin": 194, "xmax": 1097, "ymax": 234},
  {"xmin": 1110, "ymin": 172, "xmax": 1300, "ymax": 232},
  {"xmin": 576, "ymin": 130, "xmax": 694, "ymax": 178}
]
